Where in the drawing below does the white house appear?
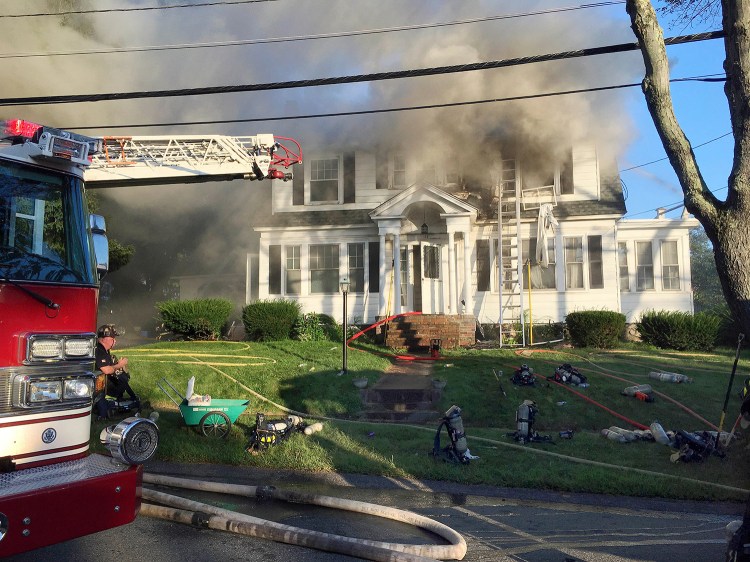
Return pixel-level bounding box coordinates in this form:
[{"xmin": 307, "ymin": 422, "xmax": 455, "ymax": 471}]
[{"xmin": 249, "ymin": 141, "xmax": 697, "ymax": 342}]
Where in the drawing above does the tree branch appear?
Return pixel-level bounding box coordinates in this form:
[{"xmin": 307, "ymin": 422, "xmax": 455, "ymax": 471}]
[
  {"xmin": 722, "ymin": 0, "xmax": 750, "ymax": 208},
  {"xmin": 626, "ymin": 0, "xmax": 720, "ymax": 225}
]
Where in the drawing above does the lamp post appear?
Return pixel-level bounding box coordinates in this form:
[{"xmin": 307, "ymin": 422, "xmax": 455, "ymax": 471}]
[{"xmin": 339, "ymin": 276, "xmax": 350, "ymax": 375}]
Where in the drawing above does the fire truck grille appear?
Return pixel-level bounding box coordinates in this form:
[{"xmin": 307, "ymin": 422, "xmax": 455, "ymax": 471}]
[{"xmin": 0, "ymin": 370, "xmax": 10, "ymax": 411}]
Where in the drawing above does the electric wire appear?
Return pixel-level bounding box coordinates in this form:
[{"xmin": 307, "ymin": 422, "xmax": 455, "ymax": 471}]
[
  {"xmin": 620, "ymin": 131, "xmax": 732, "ymax": 172},
  {"xmin": 0, "ymin": 30, "xmax": 723, "ymax": 107},
  {"xmin": 0, "ymin": 2, "xmax": 626, "ymax": 59},
  {"xmin": 62, "ymin": 73, "xmax": 724, "ymax": 132},
  {"xmin": 0, "ymin": 0, "xmax": 278, "ymax": 18}
]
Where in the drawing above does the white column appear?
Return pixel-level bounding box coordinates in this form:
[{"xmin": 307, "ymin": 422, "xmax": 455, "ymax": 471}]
[
  {"xmin": 447, "ymin": 230, "xmax": 456, "ymax": 314},
  {"xmin": 463, "ymin": 231, "xmax": 472, "ymax": 314},
  {"xmin": 378, "ymin": 234, "xmax": 386, "ymax": 316},
  {"xmin": 393, "ymin": 232, "xmax": 401, "ymax": 315}
]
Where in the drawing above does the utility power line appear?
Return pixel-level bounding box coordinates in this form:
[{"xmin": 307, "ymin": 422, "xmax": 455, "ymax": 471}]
[
  {"xmin": 0, "ymin": 2, "xmax": 625, "ymax": 59},
  {"xmin": 0, "ymin": 0, "xmax": 277, "ymax": 18},
  {"xmin": 64, "ymin": 74, "xmax": 724, "ymax": 131},
  {"xmin": 0, "ymin": 31, "xmax": 723, "ymax": 107},
  {"xmin": 620, "ymin": 131, "xmax": 732, "ymax": 172}
]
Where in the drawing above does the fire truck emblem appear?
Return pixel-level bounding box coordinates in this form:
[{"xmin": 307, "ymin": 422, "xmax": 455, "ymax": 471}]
[{"xmin": 42, "ymin": 428, "xmax": 57, "ymax": 444}]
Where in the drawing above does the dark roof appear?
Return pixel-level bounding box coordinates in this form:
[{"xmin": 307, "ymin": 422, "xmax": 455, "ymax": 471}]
[{"xmin": 254, "ymin": 209, "xmax": 374, "ymax": 228}]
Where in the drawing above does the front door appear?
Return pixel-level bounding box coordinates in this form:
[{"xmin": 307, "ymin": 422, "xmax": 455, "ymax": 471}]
[{"xmin": 420, "ymin": 241, "xmax": 443, "ymax": 313}]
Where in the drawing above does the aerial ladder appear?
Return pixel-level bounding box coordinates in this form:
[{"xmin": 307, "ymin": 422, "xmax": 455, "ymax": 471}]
[{"xmin": 85, "ymin": 133, "xmax": 302, "ymax": 187}]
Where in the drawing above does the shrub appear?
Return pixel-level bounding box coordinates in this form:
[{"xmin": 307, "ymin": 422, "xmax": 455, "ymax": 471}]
[
  {"xmin": 565, "ymin": 310, "xmax": 625, "ymax": 348},
  {"xmin": 293, "ymin": 313, "xmax": 327, "ymax": 341},
  {"xmin": 636, "ymin": 310, "xmax": 721, "ymax": 351},
  {"xmin": 156, "ymin": 298, "xmax": 232, "ymax": 340},
  {"xmin": 242, "ymin": 299, "xmax": 301, "ymax": 341}
]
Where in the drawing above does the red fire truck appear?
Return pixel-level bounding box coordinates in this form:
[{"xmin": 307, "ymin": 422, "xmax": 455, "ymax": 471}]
[{"xmin": 0, "ymin": 119, "xmax": 301, "ymax": 556}]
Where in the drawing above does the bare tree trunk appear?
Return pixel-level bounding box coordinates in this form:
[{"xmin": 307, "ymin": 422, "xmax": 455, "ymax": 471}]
[{"xmin": 626, "ymin": 0, "xmax": 750, "ymax": 334}]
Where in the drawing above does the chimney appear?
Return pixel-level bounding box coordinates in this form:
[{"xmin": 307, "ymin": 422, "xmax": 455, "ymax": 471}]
[{"xmin": 655, "ymin": 207, "xmax": 666, "ymax": 219}]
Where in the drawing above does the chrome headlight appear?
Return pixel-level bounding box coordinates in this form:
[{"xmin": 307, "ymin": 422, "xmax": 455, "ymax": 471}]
[
  {"xmin": 64, "ymin": 378, "xmax": 93, "ymax": 399},
  {"xmin": 29, "ymin": 379, "xmax": 62, "ymax": 403},
  {"xmin": 14, "ymin": 374, "xmax": 95, "ymax": 407}
]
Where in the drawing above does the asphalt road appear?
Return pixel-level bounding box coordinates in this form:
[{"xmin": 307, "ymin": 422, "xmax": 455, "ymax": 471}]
[{"xmin": 6, "ymin": 460, "xmax": 744, "ymax": 562}]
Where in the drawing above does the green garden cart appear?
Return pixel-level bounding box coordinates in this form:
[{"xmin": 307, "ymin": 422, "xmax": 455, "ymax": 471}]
[{"xmin": 157, "ymin": 377, "xmax": 249, "ymax": 439}]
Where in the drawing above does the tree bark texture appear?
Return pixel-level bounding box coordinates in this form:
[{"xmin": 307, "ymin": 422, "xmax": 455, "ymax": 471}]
[{"xmin": 627, "ymin": 0, "xmax": 750, "ymax": 334}]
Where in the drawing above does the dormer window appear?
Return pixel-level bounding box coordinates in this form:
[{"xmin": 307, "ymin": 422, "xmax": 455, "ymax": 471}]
[{"xmin": 310, "ymin": 157, "xmax": 340, "ymax": 202}]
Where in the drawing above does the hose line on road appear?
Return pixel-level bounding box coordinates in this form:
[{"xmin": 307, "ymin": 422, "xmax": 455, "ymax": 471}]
[{"xmin": 142, "ymin": 473, "xmax": 467, "ymax": 562}]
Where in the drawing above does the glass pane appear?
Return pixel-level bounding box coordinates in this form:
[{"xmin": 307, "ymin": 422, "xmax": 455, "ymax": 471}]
[{"xmin": 0, "ymin": 160, "xmax": 92, "ymax": 283}]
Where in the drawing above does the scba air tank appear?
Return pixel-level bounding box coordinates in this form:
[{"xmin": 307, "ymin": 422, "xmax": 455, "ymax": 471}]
[
  {"xmin": 445, "ymin": 405, "xmax": 468, "ymax": 456},
  {"xmin": 515, "ymin": 400, "xmax": 536, "ymax": 442},
  {"xmin": 622, "ymin": 384, "xmax": 653, "ymax": 396}
]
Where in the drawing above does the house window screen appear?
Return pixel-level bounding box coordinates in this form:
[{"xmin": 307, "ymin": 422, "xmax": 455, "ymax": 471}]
[
  {"xmin": 348, "ymin": 243, "xmax": 364, "ymax": 293},
  {"xmin": 636, "ymin": 241, "xmax": 654, "ymax": 290},
  {"xmin": 310, "ymin": 158, "xmax": 339, "ymax": 202},
  {"xmin": 476, "ymin": 239, "xmax": 490, "ymax": 292},
  {"xmin": 661, "ymin": 240, "xmax": 680, "ymax": 290},
  {"xmin": 565, "ymin": 237, "xmax": 584, "ymax": 289},
  {"xmin": 618, "ymin": 242, "xmax": 629, "ymax": 291},
  {"xmin": 588, "ymin": 235, "xmax": 603, "ymax": 289},
  {"xmin": 285, "ymin": 245, "xmax": 301, "ymax": 295},
  {"xmin": 423, "ymin": 245, "xmax": 439, "ymax": 279},
  {"xmin": 310, "ymin": 244, "xmax": 339, "ymax": 293},
  {"xmin": 269, "ymin": 245, "xmax": 281, "ymax": 295},
  {"xmin": 522, "ymin": 238, "xmax": 556, "ymax": 290}
]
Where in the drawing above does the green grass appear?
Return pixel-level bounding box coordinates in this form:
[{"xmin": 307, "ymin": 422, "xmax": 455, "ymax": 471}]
[{"xmin": 91, "ymin": 339, "xmax": 750, "ymax": 503}]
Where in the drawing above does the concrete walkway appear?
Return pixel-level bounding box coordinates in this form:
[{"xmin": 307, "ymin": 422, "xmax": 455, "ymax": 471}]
[{"xmin": 361, "ymin": 356, "xmax": 442, "ymax": 422}]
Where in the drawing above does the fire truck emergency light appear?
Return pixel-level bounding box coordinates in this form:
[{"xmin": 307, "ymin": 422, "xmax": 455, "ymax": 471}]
[
  {"xmin": 1, "ymin": 119, "xmax": 101, "ymax": 165},
  {"xmin": 2, "ymin": 118, "xmax": 42, "ymax": 139}
]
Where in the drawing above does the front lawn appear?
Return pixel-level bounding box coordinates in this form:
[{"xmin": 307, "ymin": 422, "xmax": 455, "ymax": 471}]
[{"xmin": 92, "ymin": 340, "xmax": 750, "ymax": 503}]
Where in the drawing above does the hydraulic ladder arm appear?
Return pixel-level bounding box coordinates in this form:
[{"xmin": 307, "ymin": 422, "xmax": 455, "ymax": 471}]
[{"xmin": 84, "ymin": 133, "xmax": 302, "ymax": 187}]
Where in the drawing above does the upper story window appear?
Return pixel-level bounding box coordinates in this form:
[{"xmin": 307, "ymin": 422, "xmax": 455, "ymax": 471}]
[
  {"xmin": 393, "ymin": 154, "xmax": 406, "ymax": 189},
  {"xmin": 520, "ymin": 148, "xmax": 573, "ymax": 198},
  {"xmin": 310, "ymin": 157, "xmax": 340, "ymax": 202}
]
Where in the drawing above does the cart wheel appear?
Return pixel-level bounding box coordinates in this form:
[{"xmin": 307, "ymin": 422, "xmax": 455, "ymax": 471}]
[{"xmin": 199, "ymin": 411, "xmax": 232, "ymax": 438}]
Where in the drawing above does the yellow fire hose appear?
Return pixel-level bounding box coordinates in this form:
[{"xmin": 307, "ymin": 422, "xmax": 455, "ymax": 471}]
[{"xmin": 142, "ymin": 473, "xmax": 467, "ymax": 562}]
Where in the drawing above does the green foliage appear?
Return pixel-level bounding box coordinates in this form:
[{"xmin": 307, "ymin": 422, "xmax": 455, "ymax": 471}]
[
  {"xmin": 156, "ymin": 298, "xmax": 232, "ymax": 340},
  {"xmin": 636, "ymin": 309, "xmax": 721, "ymax": 351},
  {"xmin": 242, "ymin": 299, "xmax": 301, "ymax": 341},
  {"xmin": 293, "ymin": 313, "xmax": 327, "ymax": 341},
  {"xmin": 565, "ymin": 310, "xmax": 625, "ymax": 348},
  {"xmin": 108, "ymin": 239, "xmax": 135, "ymax": 273}
]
